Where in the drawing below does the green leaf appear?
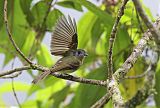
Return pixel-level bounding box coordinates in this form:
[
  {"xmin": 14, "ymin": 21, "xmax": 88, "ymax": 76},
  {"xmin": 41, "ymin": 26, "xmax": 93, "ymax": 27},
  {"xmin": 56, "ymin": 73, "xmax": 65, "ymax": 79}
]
[
  {"xmin": 0, "ymin": 41, "xmax": 15, "ymax": 66},
  {"xmin": 0, "ymin": 0, "xmax": 28, "ymax": 47},
  {"xmin": 104, "ymin": 100, "xmax": 113, "ymax": 108},
  {"xmin": 20, "ymin": 0, "xmax": 63, "ymax": 30},
  {"xmin": 36, "ymin": 44, "xmax": 53, "ymax": 67},
  {"xmin": 70, "ymin": 0, "xmax": 113, "ymax": 28},
  {"xmin": 31, "ymin": 1, "xmax": 49, "ymax": 29},
  {"xmin": 113, "ymin": 25, "xmax": 131, "ymax": 56},
  {"xmin": 154, "ymin": 60, "xmax": 160, "ymax": 107},
  {"xmin": 78, "ymin": 12, "xmax": 98, "ymax": 49},
  {"xmin": 113, "ymin": 25, "xmax": 132, "ymax": 70},
  {"xmin": 21, "ymin": 100, "xmax": 38, "ymax": 108},
  {"xmin": 27, "ymin": 84, "xmax": 41, "ymax": 97},
  {"xmin": 36, "ymin": 80, "xmax": 66, "ymax": 102},
  {"xmin": 91, "ymin": 18, "xmax": 104, "ymax": 50},
  {"xmin": 50, "ymin": 85, "xmax": 70, "ymax": 108},
  {"xmin": 84, "ymin": 30, "xmax": 107, "ymax": 65},
  {"xmin": 11, "ymin": 0, "xmax": 29, "ymax": 48},
  {"xmin": 21, "ymin": 31, "xmax": 35, "ymax": 56},
  {"xmin": 68, "ymin": 66, "xmax": 106, "ymax": 108},
  {"xmin": 3, "ymin": 52, "xmax": 14, "ymax": 66},
  {"xmin": 20, "ymin": 0, "xmax": 35, "ymax": 27},
  {"xmin": 83, "ymin": 52, "xmax": 99, "ymax": 65},
  {"xmin": 0, "ymin": 0, "xmax": 29, "ymax": 66},
  {"xmin": 0, "ymin": 82, "xmax": 30, "ymax": 96},
  {"xmin": 46, "ymin": 9, "xmax": 63, "ymax": 30},
  {"xmin": 96, "ymin": 31, "xmax": 108, "ymax": 56},
  {"xmin": 56, "ymin": 0, "xmax": 83, "ymax": 11},
  {"xmin": 27, "ymin": 76, "xmax": 59, "ymax": 97}
]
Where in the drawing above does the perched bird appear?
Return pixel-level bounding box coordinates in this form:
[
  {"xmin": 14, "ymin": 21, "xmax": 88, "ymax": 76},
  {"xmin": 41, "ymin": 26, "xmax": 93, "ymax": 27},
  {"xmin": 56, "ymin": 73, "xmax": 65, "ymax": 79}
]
[{"xmin": 32, "ymin": 15, "xmax": 88, "ymax": 84}]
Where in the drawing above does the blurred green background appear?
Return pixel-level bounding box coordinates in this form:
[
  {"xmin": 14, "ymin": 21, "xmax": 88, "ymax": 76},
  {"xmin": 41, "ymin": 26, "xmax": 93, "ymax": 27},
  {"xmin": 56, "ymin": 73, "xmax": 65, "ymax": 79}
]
[{"xmin": 0, "ymin": 0, "xmax": 160, "ymax": 108}]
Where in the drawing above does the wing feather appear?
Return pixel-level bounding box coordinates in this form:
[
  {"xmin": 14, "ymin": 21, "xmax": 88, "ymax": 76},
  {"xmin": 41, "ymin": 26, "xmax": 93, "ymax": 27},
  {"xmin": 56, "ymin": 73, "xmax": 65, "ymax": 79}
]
[{"xmin": 50, "ymin": 15, "xmax": 78, "ymax": 56}]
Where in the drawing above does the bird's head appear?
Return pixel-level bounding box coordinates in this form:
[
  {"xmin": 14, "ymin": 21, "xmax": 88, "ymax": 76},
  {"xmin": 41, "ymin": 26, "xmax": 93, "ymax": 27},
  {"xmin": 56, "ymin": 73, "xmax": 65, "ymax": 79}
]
[{"xmin": 74, "ymin": 49, "xmax": 88, "ymax": 58}]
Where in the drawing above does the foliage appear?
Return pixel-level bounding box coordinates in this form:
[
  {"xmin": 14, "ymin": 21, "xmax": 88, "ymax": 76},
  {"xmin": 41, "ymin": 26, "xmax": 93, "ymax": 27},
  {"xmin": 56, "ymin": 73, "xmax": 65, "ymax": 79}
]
[{"xmin": 0, "ymin": 0, "xmax": 159, "ymax": 108}]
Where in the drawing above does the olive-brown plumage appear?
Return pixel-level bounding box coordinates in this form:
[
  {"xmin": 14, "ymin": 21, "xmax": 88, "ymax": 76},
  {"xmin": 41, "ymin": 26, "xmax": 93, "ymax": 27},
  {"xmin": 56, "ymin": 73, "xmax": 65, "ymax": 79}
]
[{"xmin": 32, "ymin": 16, "xmax": 87, "ymax": 84}]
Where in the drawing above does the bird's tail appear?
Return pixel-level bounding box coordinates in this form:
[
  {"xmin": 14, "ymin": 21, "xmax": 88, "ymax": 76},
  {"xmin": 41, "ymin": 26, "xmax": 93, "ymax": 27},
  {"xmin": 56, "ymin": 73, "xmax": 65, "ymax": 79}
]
[{"xmin": 32, "ymin": 70, "xmax": 51, "ymax": 84}]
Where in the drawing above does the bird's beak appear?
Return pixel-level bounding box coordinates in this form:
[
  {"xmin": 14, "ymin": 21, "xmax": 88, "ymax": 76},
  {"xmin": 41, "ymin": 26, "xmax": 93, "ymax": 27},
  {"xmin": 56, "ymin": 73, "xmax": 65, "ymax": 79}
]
[{"xmin": 84, "ymin": 52, "xmax": 88, "ymax": 56}]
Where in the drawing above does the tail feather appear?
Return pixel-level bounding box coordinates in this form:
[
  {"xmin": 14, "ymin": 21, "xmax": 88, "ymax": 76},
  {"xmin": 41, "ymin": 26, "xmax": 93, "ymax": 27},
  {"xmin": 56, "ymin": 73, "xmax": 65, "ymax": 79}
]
[{"xmin": 32, "ymin": 71, "xmax": 51, "ymax": 84}]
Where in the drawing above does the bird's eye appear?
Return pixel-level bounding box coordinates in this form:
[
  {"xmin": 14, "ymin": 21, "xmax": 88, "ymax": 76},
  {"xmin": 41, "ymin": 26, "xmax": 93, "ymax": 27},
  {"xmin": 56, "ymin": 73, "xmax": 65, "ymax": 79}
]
[{"xmin": 78, "ymin": 51, "xmax": 81, "ymax": 55}]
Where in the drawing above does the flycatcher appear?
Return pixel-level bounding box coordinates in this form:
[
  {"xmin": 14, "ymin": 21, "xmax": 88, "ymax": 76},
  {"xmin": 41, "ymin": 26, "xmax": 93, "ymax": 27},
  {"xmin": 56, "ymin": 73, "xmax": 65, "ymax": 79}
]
[{"xmin": 32, "ymin": 15, "xmax": 88, "ymax": 84}]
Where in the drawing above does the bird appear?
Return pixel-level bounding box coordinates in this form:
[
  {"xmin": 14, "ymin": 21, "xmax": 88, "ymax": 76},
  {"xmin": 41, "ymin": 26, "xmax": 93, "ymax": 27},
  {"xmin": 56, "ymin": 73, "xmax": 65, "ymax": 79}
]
[{"xmin": 32, "ymin": 15, "xmax": 88, "ymax": 84}]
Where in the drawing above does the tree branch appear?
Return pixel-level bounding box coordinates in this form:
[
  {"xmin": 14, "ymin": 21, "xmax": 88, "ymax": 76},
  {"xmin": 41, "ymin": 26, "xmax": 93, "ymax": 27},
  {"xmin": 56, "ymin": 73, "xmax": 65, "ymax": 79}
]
[
  {"xmin": 113, "ymin": 30, "xmax": 152, "ymax": 82},
  {"xmin": 92, "ymin": 0, "xmax": 129, "ymax": 107},
  {"xmin": 91, "ymin": 17, "xmax": 160, "ymax": 108},
  {"xmin": 132, "ymin": 0, "xmax": 160, "ymax": 45},
  {"xmin": 124, "ymin": 42, "xmax": 159, "ymax": 107},
  {"xmin": 124, "ymin": 70, "xmax": 147, "ymax": 79},
  {"xmin": 3, "ymin": 0, "xmax": 33, "ymax": 65},
  {"xmin": 113, "ymin": 16, "xmax": 160, "ymax": 82},
  {"xmin": 0, "ymin": 66, "xmax": 107, "ymax": 86},
  {"xmin": 0, "ymin": 66, "xmax": 32, "ymax": 77},
  {"xmin": 107, "ymin": 0, "xmax": 129, "ymax": 107},
  {"xmin": 108, "ymin": 0, "xmax": 129, "ymax": 79},
  {"xmin": 51, "ymin": 73, "xmax": 107, "ymax": 86},
  {"xmin": 1, "ymin": 72, "xmax": 22, "ymax": 79},
  {"xmin": 109, "ymin": 77, "xmax": 124, "ymax": 108},
  {"xmin": 91, "ymin": 92, "xmax": 111, "ymax": 108},
  {"xmin": 3, "ymin": 0, "xmax": 108, "ymax": 87}
]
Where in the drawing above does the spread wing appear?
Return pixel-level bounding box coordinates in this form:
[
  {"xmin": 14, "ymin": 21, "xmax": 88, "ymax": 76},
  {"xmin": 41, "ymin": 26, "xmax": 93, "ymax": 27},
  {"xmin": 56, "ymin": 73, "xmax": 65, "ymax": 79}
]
[{"xmin": 50, "ymin": 15, "xmax": 78, "ymax": 56}]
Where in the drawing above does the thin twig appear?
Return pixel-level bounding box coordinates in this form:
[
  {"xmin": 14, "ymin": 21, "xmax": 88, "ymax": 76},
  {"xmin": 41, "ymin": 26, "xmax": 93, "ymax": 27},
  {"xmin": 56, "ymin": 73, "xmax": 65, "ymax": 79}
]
[
  {"xmin": 0, "ymin": 58, "xmax": 22, "ymax": 79},
  {"xmin": 3, "ymin": 0, "xmax": 33, "ymax": 65},
  {"xmin": 135, "ymin": 8, "xmax": 144, "ymax": 33},
  {"xmin": 0, "ymin": 66, "xmax": 32, "ymax": 77},
  {"xmin": 10, "ymin": 58, "xmax": 22, "ymax": 108},
  {"xmin": 0, "ymin": 72, "xmax": 22, "ymax": 79},
  {"xmin": 125, "ymin": 70, "xmax": 148, "ymax": 79},
  {"xmin": 108, "ymin": 0, "xmax": 129, "ymax": 79},
  {"xmin": 11, "ymin": 78, "xmax": 22, "ymax": 108},
  {"xmin": 133, "ymin": 0, "xmax": 160, "ymax": 45},
  {"xmin": 91, "ymin": 92, "xmax": 111, "ymax": 108}
]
